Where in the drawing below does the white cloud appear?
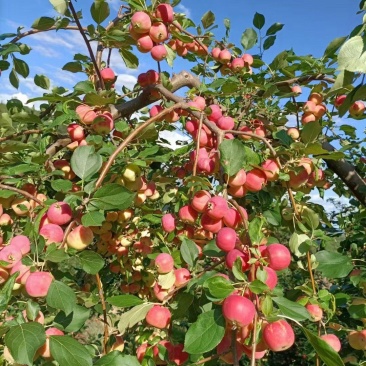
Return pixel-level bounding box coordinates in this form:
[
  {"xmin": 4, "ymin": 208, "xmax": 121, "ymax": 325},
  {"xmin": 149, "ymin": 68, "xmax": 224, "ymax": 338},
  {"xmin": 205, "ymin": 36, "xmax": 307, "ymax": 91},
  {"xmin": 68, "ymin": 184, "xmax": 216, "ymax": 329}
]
[
  {"xmin": 176, "ymin": 4, "xmax": 192, "ymax": 18},
  {"xmin": 107, "ymin": 0, "xmax": 122, "ymax": 12},
  {"xmin": 0, "ymin": 92, "xmax": 41, "ymax": 109},
  {"xmin": 31, "ymin": 45, "xmax": 61, "ymax": 58},
  {"xmin": 114, "ymin": 74, "xmax": 138, "ymax": 91},
  {"xmin": 308, "ymin": 190, "xmax": 349, "ymax": 213},
  {"xmin": 158, "ymin": 129, "xmax": 191, "ymax": 150}
]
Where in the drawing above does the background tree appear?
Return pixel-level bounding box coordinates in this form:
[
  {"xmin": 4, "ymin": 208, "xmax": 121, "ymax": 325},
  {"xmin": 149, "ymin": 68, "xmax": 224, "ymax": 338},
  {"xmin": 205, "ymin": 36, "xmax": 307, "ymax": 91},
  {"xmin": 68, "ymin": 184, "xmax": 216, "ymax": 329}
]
[{"xmin": 0, "ymin": 0, "xmax": 366, "ymax": 365}]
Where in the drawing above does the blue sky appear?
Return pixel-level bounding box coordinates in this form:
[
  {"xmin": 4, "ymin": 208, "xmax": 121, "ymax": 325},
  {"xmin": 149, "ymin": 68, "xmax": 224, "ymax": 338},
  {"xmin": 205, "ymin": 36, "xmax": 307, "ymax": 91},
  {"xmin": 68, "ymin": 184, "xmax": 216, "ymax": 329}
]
[{"xmin": 0, "ymin": 0, "xmax": 361, "ymax": 210}]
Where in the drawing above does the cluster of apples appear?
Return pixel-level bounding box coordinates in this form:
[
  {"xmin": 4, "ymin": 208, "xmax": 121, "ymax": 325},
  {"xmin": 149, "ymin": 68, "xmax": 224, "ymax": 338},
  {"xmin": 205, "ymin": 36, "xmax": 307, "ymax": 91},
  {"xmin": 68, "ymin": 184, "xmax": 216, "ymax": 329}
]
[
  {"xmin": 335, "ymin": 95, "xmax": 366, "ymax": 117},
  {"xmin": 137, "ymin": 339, "xmax": 188, "ymax": 365},
  {"xmin": 168, "ymin": 37, "xmax": 207, "ymax": 57},
  {"xmin": 0, "ymin": 233, "xmax": 54, "ymax": 298},
  {"xmin": 211, "ymin": 48, "xmax": 254, "ymax": 75},
  {"xmin": 129, "ymin": 4, "xmax": 175, "ymax": 61},
  {"xmin": 238, "ymin": 118, "xmax": 267, "ymax": 140},
  {"xmin": 75, "ymin": 104, "xmax": 115, "ymax": 135},
  {"xmin": 39, "ymin": 201, "xmax": 94, "ymax": 251},
  {"xmin": 301, "ymin": 92, "xmax": 327, "ymax": 124}
]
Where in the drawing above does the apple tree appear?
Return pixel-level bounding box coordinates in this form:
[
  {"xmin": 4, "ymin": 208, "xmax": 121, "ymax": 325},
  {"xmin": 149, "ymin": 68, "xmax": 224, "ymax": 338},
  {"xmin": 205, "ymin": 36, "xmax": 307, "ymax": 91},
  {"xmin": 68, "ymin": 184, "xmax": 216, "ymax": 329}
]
[{"xmin": 0, "ymin": 0, "xmax": 366, "ymax": 365}]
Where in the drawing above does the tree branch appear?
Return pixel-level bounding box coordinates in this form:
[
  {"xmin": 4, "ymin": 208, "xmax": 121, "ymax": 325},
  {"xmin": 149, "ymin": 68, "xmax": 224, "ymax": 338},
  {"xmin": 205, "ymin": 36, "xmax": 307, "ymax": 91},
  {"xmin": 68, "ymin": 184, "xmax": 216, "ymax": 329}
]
[
  {"xmin": 322, "ymin": 141, "xmax": 366, "ymax": 207},
  {"xmin": 69, "ymin": 0, "xmax": 104, "ymax": 90},
  {"xmin": 114, "ymin": 71, "xmax": 200, "ymax": 118},
  {"xmin": 0, "ymin": 183, "xmax": 45, "ymax": 207}
]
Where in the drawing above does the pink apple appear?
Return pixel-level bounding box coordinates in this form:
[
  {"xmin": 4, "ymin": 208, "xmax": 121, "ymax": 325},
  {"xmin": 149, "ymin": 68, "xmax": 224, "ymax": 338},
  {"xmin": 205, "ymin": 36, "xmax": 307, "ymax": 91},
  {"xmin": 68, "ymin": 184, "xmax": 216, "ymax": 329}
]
[
  {"xmin": 47, "ymin": 202, "xmax": 73, "ymax": 225},
  {"xmin": 25, "ymin": 271, "xmax": 53, "ymax": 297}
]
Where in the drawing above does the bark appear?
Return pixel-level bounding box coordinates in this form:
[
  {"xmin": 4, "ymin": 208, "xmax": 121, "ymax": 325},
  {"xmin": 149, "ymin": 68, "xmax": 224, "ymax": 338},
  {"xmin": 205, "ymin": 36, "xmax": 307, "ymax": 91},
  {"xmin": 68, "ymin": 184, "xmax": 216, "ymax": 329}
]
[
  {"xmin": 322, "ymin": 141, "xmax": 366, "ymax": 206},
  {"xmin": 113, "ymin": 71, "xmax": 200, "ymax": 118}
]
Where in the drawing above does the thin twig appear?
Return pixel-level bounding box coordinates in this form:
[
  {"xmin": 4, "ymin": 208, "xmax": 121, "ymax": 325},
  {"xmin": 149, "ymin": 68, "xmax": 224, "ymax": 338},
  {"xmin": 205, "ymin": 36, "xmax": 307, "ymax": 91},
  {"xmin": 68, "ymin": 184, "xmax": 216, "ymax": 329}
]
[
  {"xmin": 68, "ymin": 0, "xmax": 105, "ymax": 90},
  {"xmin": 0, "ymin": 183, "xmax": 45, "ymax": 206},
  {"xmin": 0, "ymin": 130, "xmax": 42, "ymax": 142},
  {"xmin": 232, "ymin": 328, "xmax": 239, "ymax": 366},
  {"xmin": 94, "ymin": 102, "xmax": 185, "ymax": 189},
  {"xmin": 192, "ymin": 113, "xmax": 204, "ymax": 179},
  {"xmin": 250, "ymin": 313, "xmax": 258, "ymax": 366},
  {"xmin": 96, "ymin": 273, "xmax": 109, "ymax": 355}
]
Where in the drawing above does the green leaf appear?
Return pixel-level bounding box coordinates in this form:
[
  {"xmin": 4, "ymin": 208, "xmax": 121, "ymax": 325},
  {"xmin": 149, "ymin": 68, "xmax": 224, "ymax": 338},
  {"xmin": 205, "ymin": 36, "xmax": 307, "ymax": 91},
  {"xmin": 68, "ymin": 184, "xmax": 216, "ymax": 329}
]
[
  {"xmin": 301, "ymin": 328, "xmax": 345, "ymax": 366},
  {"xmin": 301, "ymin": 121, "xmax": 322, "ymax": 143},
  {"xmin": 51, "ymin": 179, "xmax": 72, "ymax": 192},
  {"xmin": 46, "ymin": 281, "xmax": 77, "ymax": 316},
  {"xmin": 272, "ymin": 297, "xmax": 311, "ymax": 321},
  {"xmin": 164, "ymin": 43, "xmax": 176, "ymax": 68},
  {"xmin": 50, "ymin": 336, "xmax": 93, "ymax": 366},
  {"xmin": 119, "ymin": 48, "xmax": 139, "ymax": 69},
  {"xmin": 91, "ymin": 0, "xmax": 110, "ymax": 24},
  {"xmin": 266, "ymin": 22, "xmax": 284, "ymax": 36},
  {"xmin": 50, "ymin": 0, "xmax": 68, "ymax": 15},
  {"xmin": 74, "ymin": 81, "xmax": 95, "ymax": 94},
  {"xmin": 249, "ymin": 217, "xmax": 264, "ymax": 245},
  {"xmin": 54, "ymin": 305, "xmax": 91, "ymax": 332},
  {"xmin": 348, "ymin": 304, "xmax": 366, "ymax": 319},
  {"xmin": 5, "ymin": 323, "xmax": 46, "ymax": 366},
  {"xmin": 78, "ymin": 251, "xmax": 104, "ymax": 274},
  {"xmin": 184, "ymin": 308, "xmax": 225, "ymax": 354},
  {"xmin": 70, "ymin": 145, "xmax": 103, "ymax": 181},
  {"xmin": 180, "ymin": 237, "xmax": 199, "ymax": 268},
  {"xmin": 323, "ymin": 36, "xmax": 347, "ymax": 58},
  {"xmin": 263, "ymin": 35, "xmax": 276, "ymax": 50},
  {"xmin": 253, "ymin": 12, "xmax": 265, "ymax": 29},
  {"xmin": 32, "ymin": 17, "xmax": 55, "ymax": 30},
  {"xmin": 9, "ymin": 69, "xmax": 19, "ymax": 89},
  {"xmin": 204, "ymin": 276, "xmax": 234, "ymax": 300},
  {"xmin": 84, "ymin": 93, "xmax": 115, "ymax": 105},
  {"xmin": 0, "ymin": 273, "xmax": 18, "ymax": 312},
  {"xmin": 338, "ymin": 35, "xmax": 366, "ymax": 73},
  {"xmin": 302, "ymin": 207, "xmax": 320, "ymax": 230},
  {"xmin": 95, "ymin": 352, "xmax": 141, "ymax": 366},
  {"xmin": 315, "ymin": 251, "xmax": 353, "ymax": 278},
  {"xmin": 242, "ymin": 145, "xmax": 261, "ymax": 170},
  {"xmin": 45, "ymin": 245, "xmax": 70, "ymax": 263},
  {"xmin": 13, "ymin": 57, "xmax": 29, "ymax": 78},
  {"xmin": 62, "ymin": 61, "xmax": 82, "ymax": 73},
  {"xmin": 219, "ymin": 139, "xmax": 246, "ymax": 176},
  {"xmin": 201, "ymin": 11, "xmax": 215, "ymax": 29},
  {"xmin": 106, "ymin": 295, "xmax": 144, "ymax": 308},
  {"xmin": 34, "ymin": 74, "xmax": 50, "ymax": 89},
  {"xmin": 90, "ymin": 183, "xmax": 135, "ymax": 211},
  {"xmin": 118, "ymin": 303, "xmax": 154, "ymax": 334},
  {"xmin": 249, "ymin": 279, "xmax": 269, "ymax": 294},
  {"xmin": 241, "ymin": 28, "xmax": 258, "ymax": 50},
  {"xmin": 81, "ymin": 211, "xmax": 105, "ymax": 227}
]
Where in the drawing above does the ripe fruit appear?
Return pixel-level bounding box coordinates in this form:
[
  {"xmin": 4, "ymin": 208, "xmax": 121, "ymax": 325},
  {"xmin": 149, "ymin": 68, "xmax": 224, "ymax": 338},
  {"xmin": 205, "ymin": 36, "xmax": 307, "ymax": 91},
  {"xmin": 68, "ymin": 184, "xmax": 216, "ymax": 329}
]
[
  {"xmin": 37, "ymin": 327, "xmax": 64, "ymax": 359},
  {"xmin": 245, "ymin": 169, "xmax": 267, "ymax": 192},
  {"xmin": 292, "ymin": 85, "xmax": 302, "ymax": 94},
  {"xmin": 131, "ymin": 12, "xmax": 152, "ymax": 34},
  {"xmin": 222, "ymin": 294, "xmax": 256, "ymax": 327},
  {"xmin": 67, "ymin": 123, "xmax": 85, "ymax": 141},
  {"xmin": 66, "ymin": 225, "xmax": 94, "ymax": 250},
  {"xmin": 47, "ymin": 202, "xmax": 73, "ymax": 226},
  {"xmin": 156, "ymin": 3, "xmax": 174, "ymax": 23},
  {"xmin": 178, "ymin": 205, "xmax": 198, "ymax": 224},
  {"xmin": 226, "ymin": 249, "xmax": 250, "ymax": 271},
  {"xmin": 191, "ymin": 190, "xmax": 211, "ymax": 212},
  {"xmin": 76, "ymin": 104, "xmax": 97, "ymax": 125},
  {"xmin": 162, "ymin": 213, "xmax": 176, "ymax": 233},
  {"xmin": 100, "ymin": 68, "xmax": 115, "ymax": 83},
  {"xmin": 206, "ymin": 196, "xmax": 228, "ymax": 219},
  {"xmin": 262, "ymin": 159, "xmax": 280, "ymax": 181},
  {"xmin": 11, "ymin": 197, "xmax": 31, "ymax": 216},
  {"xmin": 262, "ymin": 266, "xmax": 278, "ymax": 290},
  {"xmin": 136, "ymin": 34, "xmax": 154, "ymax": 53},
  {"xmin": 262, "ymin": 243, "xmax": 291, "ymax": 271},
  {"xmin": 320, "ymin": 334, "xmax": 341, "ymax": 352},
  {"xmin": 39, "ymin": 224, "xmax": 64, "ymax": 245},
  {"xmin": 216, "ymin": 227, "xmax": 237, "ymax": 252},
  {"xmin": 149, "ymin": 22, "xmax": 169, "ymax": 43},
  {"xmin": 201, "ymin": 214, "xmax": 223, "ymax": 233},
  {"xmin": 334, "ymin": 95, "xmax": 346, "ymax": 108},
  {"xmin": 25, "ymin": 271, "xmax": 53, "ymax": 297},
  {"xmin": 287, "ymin": 127, "xmax": 300, "ymax": 139},
  {"xmin": 218, "ymin": 49, "xmax": 231, "ymax": 64},
  {"xmin": 242, "ymin": 53, "xmax": 254, "ymax": 66},
  {"xmin": 151, "ymin": 45, "xmax": 167, "ymax": 61},
  {"xmin": 228, "ymin": 169, "xmax": 246, "ymax": 187},
  {"xmin": 174, "ymin": 268, "xmax": 191, "ymax": 287},
  {"xmin": 349, "ymin": 101, "xmax": 365, "ymax": 117},
  {"xmin": 263, "ymin": 319, "xmax": 295, "ymax": 351},
  {"xmin": 306, "ymin": 304, "xmax": 323, "ymax": 321},
  {"xmin": 10, "ymin": 261, "xmax": 30, "ymax": 284},
  {"xmin": 146, "ymin": 305, "xmax": 171, "ymax": 329},
  {"xmin": 155, "ymin": 253, "xmax": 174, "ymax": 274},
  {"xmin": 0, "ymin": 245, "xmax": 22, "ymax": 268},
  {"xmin": 348, "ymin": 330, "xmax": 366, "ymax": 350},
  {"xmin": 92, "ymin": 113, "xmax": 114, "ymax": 134},
  {"xmin": 10, "ymin": 235, "xmax": 31, "ymax": 255},
  {"xmin": 217, "ymin": 116, "xmax": 235, "ymax": 130}
]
